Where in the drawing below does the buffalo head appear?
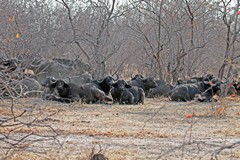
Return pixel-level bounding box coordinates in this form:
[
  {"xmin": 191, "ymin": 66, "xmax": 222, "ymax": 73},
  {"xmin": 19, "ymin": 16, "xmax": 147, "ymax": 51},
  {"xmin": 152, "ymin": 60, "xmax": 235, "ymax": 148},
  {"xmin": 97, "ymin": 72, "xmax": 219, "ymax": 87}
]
[
  {"xmin": 1, "ymin": 58, "xmax": 19, "ymax": 71},
  {"xmin": 53, "ymin": 80, "xmax": 68, "ymax": 91},
  {"xmin": 203, "ymin": 77, "xmax": 221, "ymax": 92},
  {"xmin": 41, "ymin": 76, "xmax": 57, "ymax": 88},
  {"xmin": 142, "ymin": 77, "xmax": 157, "ymax": 88},
  {"xmin": 97, "ymin": 74, "xmax": 119, "ymax": 86},
  {"xmin": 131, "ymin": 74, "xmax": 144, "ymax": 80},
  {"xmin": 112, "ymin": 80, "xmax": 132, "ymax": 91}
]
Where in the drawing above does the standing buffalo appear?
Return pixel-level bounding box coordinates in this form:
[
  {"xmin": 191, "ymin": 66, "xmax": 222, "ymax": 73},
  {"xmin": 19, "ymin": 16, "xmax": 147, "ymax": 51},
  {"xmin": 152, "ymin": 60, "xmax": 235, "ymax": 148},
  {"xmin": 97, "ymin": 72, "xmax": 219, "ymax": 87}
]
[
  {"xmin": 111, "ymin": 80, "xmax": 145, "ymax": 104},
  {"xmin": 169, "ymin": 75, "xmax": 221, "ymax": 102},
  {"xmin": 128, "ymin": 75, "xmax": 157, "ymax": 96}
]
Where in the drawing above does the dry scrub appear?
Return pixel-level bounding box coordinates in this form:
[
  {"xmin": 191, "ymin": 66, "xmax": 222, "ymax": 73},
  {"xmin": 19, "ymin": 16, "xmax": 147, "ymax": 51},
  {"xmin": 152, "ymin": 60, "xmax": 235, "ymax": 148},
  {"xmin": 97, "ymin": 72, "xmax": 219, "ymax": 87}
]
[{"xmin": 0, "ymin": 97, "xmax": 240, "ymax": 159}]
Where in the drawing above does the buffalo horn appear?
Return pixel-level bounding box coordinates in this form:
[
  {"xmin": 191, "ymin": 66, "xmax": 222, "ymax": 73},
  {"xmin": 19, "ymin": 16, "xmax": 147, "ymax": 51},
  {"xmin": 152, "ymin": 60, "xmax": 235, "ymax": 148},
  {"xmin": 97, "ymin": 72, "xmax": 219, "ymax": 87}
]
[
  {"xmin": 112, "ymin": 73, "xmax": 119, "ymax": 81},
  {"xmin": 50, "ymin": 77, "xmax": 57, "ymax": 84},
  {"xmin": 65, "ymin": 77, "xmax": 71, "ymax": 84}
]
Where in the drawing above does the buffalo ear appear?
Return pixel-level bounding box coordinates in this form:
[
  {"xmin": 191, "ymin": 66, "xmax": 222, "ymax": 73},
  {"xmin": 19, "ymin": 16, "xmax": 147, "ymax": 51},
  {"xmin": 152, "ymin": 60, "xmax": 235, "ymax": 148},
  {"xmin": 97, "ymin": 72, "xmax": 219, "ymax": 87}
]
[
  {"xmin": 125, "ymin": 84, "xmax": 132, "ymax": 88},
  {"xmin": 97, "ymin": 79, "xmax": 103, "ymax": 83},
  {"xmin": 63, "ymin": 82, "xmax": 69, "ymax": 88},
  {"xmin": 112, "ymin": 82, "xmax": 118, "ymax": 87},
  {"xmin": 51, "ymin": 82, "xmax": 57, "ymax": 88}
]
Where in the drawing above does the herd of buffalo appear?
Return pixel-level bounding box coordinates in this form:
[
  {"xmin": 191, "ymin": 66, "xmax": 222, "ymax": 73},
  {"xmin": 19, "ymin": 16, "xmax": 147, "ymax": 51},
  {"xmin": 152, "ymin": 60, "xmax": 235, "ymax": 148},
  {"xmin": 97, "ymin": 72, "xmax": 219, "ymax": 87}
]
[{"xmin": 0, "ymin": 57, "xmax": 240, "ymax": 104}]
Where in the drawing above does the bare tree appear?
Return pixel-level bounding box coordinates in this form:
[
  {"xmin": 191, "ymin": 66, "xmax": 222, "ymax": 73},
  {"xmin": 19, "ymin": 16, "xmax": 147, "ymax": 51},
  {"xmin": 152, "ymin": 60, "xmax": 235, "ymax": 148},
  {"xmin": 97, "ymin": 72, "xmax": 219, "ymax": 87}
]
[
  {"xmin": 0, "ymin": 0, "xmax": 239, "ymax": 80},
  {"xmin": 217, "ymin": 0, "xmax": 240, "ymax": 95},
  {"xmin": 122, "ymin": 0, "xmax": 216, "ymax": 84},
  {"xmin": 55, "ymin": 0, "xmax": 128, "ymax": 77}
]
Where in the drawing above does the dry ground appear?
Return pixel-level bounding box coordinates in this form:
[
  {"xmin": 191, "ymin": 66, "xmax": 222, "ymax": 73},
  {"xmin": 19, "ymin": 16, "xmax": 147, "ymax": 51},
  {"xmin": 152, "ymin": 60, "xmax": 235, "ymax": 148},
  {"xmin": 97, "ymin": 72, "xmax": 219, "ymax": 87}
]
[{"xmin": 0, "ymin": 97, "xmax": 240, "ymax": 160}]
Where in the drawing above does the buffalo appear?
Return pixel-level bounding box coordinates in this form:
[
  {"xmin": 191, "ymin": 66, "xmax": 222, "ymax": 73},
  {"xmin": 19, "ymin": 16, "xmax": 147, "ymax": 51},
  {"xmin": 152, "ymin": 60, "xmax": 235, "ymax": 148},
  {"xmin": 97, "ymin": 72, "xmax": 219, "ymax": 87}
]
[
  {"xmin": 233, "ymin": 81, "xmax": 240, "ymax": 95},
  {"xmin": 43, "ymin": 78, "xmax": 112, "ymax": 103},
  {"xmin": 67, "ymin": 72, "xmax": 92, "ymax": 85},
  {"xmin": 128, "ymin": 75, "xmax": 157, "ymax": 96},
  {"xmin": 176, "ymin": 76, "xmax": 211, "ymax": 85},
  {"xmin": 229, "ymin": 79, "xmax": 240, "ymax": 96},
  {"xmin": 1, "ymin": 78, "xmax": 42, "ymax": 98},
  {"xmin": 90, "ymin": 74, "xmax": 119, "ymax": 95},
  {"xmin": 0, "ymin": 57, "xmax": 19, "ymax": 71},
  {"xmin": 29, "ymin": 58, "xmax": 90, "ymax": 84},
  {"xmin": 91, "ymin": 154, "xmax": 107, "ymax": 160},
  {"xmin": 42, "ymin": 75, "xmax": 117, "ymax": 103},
  {"xmin": 111, "ymin": 80, "xmax": 145, "ymax": 104},
  {"xmin": 169, "ymin": 75, "xmax": 221, "ymax": 102},
  {"xmin": 131, "ymin": 74, "xmax": 144, "ymax": 80},
  {"xmin": 148, "ymin": 83, "xmax": 174, "ymax": 98},
  {"xmin": 20, "ymin": 78, "xmax": 42, "ymax": 97},
  {"xmin": 217, "ymin": 81, "xmax": 239, "ymax": 96},
  {"xmin": 42, "ymin": 77, "xmax": 78, "ymax": 103},
  {"xmin": 227, "ymin": 85, "xmax": 237, "ymax": 95},
  {"xmin": 41, "ymin": 76, "xmax": 59, "ymax": 100}
]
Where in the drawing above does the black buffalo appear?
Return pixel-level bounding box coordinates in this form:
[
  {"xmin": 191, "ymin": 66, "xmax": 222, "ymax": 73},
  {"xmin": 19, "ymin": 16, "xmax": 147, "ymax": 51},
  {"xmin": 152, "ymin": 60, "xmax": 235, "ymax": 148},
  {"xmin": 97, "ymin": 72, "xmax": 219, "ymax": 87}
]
[
  {"xmin": 131, "ymin": 74, "xmax": 144, "ymax": 80},
  {"xmin": 67, "ymin": 72, "xmax": 92, "ymax": 85},
  {"xmin": 42, "ymin": 75, "xmax": 117, "ymax": 103},
  {"xmin": 111, "ymin": 80, "xmax": 145, "ymax": 104},
  {"xmin": 217, "ymin": 81, "xmax": 239, "ymax": 96},
  {"xmin": 42, "ymin": 73, "xmax": 92, "ymax": 94},
  {"xmin": 233, "ymin": 81, "xmax": 240, "ymax": 95},
  {"xmin": 176, "ymin": 76, "xmax": 210, "ymax": 85},
  {"xmin": 41, "ymin": 76, "xmax": 59, "ymax": 100},
  {"xmin": 0, "ymin": 57, "xmax": 19, "ymax": 71},
  {"xmin": 128, "ymin": 75, "xmax": 157, "ymax": 96},
  {"xmin": 148, "ymin": 83, "xmax": 174, "ymax": 98},
  {"xmin": 169, "ymin": 75, "xmax": 221, "ymax": 102},
  {"xmin": 90, "ymin": 75, "xmax": 119, "ymax": 95},
  {"xmin": 74, "ymin": 74, "xmax": 118, "ymax": 103},
  {"xmin": 43, "ymin": 78, "xmax": 112, "ymax": 103}
]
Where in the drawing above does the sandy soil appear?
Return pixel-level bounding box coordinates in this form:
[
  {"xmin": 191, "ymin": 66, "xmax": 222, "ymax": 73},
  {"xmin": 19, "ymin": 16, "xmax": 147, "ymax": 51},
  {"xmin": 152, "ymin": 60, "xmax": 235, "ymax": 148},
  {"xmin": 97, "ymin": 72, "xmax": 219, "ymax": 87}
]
[{"xmin": 0, "ymin": 97, "xmax": 240, "ymax": 160}]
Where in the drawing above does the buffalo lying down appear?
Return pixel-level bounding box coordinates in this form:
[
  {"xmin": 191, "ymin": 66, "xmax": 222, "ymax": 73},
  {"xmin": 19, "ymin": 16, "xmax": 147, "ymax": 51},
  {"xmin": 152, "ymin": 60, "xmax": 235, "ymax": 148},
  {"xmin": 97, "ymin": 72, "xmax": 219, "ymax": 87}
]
[
  {"xmin": 169, "ymin": 76, "xmax": 221, "ymax": 102},
  {"xmin": 128, "ymin": 75, "xmax": 157, "ymax": 96},
  {"xmin": 90, "ymin": 75, "xmax": 118, "ymax": 95},
  {"xmin": 42, "ymin": 75, "xmax": 115, "ymax": 103},
  {"xmin": 111, "ymin": 80, "xmax": 145, "ymax": 104},
  {"xmin": 147, "ymin": 80, "xmax": 173, "ymax": 98}
]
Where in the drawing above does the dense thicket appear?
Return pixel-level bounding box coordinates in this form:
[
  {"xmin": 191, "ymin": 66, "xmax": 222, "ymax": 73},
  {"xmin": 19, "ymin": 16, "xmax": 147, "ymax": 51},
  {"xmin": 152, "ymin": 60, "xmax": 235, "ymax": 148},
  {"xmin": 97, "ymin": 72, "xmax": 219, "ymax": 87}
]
[{"xmin": 0, "ymin": 0, "xmax": 239, "ymax": 83}]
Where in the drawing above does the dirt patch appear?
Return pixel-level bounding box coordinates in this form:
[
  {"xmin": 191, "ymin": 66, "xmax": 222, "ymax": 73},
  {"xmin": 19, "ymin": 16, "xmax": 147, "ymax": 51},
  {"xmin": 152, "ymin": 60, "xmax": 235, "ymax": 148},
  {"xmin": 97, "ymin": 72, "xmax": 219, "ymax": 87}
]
[{"xmin": 0, "ymin": 97, "xmax": 240, "ymax": 159}]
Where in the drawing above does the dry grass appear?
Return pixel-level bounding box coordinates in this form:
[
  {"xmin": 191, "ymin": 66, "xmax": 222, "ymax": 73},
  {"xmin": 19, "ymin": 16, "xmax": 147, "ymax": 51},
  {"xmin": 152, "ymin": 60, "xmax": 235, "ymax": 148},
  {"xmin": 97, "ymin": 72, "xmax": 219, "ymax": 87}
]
[{"xmin": 0, "ymin": 97, "xmax": 240, "ymax": 159}]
